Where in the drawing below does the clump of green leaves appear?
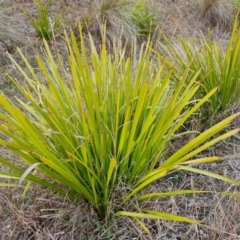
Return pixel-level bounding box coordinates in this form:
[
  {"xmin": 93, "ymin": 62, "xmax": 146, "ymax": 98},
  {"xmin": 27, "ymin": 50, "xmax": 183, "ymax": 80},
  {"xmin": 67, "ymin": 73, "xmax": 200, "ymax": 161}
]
[
  {"xmin": 0, "ymin": 25, "xmax": 239, "ymax": 233},
  {"xmin": 131, "ymin": 0, "xmax": 158, "ymax": 38},
  {"xmin": 157, "ymin": 18, "xmax": 240, "ymax": 123},
  {"xmin": 26, "ymin": 0, "xmax": 63, "ymax": 40}
]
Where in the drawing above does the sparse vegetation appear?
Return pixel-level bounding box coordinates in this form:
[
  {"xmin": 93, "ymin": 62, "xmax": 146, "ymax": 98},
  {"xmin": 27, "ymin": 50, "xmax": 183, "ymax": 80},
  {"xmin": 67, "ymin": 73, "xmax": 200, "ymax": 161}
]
[
  {"xmin": 24, "ymin": 0, "xmax": 64, "ymax": 40},
  {"xmin": 132, "ymin": 0, "xmax": 158, "ymax": 37},
  {"xmin": 0, "ymin": 0, "xmax": 240, "ymax": 239}
]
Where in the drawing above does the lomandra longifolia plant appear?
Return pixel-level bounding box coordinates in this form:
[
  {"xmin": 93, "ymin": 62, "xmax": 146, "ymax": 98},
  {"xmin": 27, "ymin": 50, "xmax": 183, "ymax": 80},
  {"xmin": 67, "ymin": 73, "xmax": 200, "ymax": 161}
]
[
  {"xmin": 0, "ymin": 25, "xmax": 239, "ymax": 232},
  {"xmin": 157, "ymin": 17, "xmax": 240, "ymax": 123}
]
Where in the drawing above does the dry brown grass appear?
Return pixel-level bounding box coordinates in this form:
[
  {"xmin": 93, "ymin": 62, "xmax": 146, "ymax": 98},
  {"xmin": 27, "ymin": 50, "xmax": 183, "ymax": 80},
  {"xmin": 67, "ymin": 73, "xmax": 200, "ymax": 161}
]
[
  {"xmin": 200, "ymin": 0, "xmax": 237, "ymax": 30},
  {"xmin": 0, "ymin": 4, "xmax": 29, "ymax": 68},
  {"xmin": 65, "ymin": 0, "xmax": 160, "ymax": 51},
  {"xmin": 1, "ymin": 0, "xmax": 240, "ymax": 239}
]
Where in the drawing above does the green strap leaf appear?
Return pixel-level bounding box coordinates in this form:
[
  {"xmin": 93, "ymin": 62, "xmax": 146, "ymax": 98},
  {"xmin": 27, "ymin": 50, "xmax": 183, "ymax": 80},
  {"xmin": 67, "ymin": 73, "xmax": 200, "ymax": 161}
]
[
  {"xmin": 116, "ymin": 210, "xmax": 201, "ymax": 224},
  {"xmin": 179, "ymin": 166, "xmax": 240, "ymax": 186},
  {"xmin": 138, "ymin": 190, "xmax": 209, "ymax": 201}
]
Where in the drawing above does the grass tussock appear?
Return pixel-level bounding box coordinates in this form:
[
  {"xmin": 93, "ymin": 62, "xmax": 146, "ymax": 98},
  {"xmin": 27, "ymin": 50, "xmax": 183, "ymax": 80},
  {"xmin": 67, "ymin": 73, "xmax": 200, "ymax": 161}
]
[
  {"xmin": 77, "ymin": 0, "xmax": 159, "ymax": 50},
  {"xmin": 0, "ymin": 24, "xmax": 240, "ymax": 234},
  {"xmin": 21, "ymin": 0, "xmax": 67, "ymax": 40},
  {"xmin": 157, "ymin": 17, "xmax": 240, "ymax": 125},
  {"xmin": 201, "ymin": 0, "xmax": 239, "ymax": 30}
]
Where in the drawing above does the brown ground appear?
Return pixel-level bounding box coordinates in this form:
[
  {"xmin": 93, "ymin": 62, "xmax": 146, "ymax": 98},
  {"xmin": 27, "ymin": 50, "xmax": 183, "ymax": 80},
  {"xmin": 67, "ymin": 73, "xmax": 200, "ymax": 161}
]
[{"xmin": 1, "ymin": 0, "xmax": 240, "ymax": 239}]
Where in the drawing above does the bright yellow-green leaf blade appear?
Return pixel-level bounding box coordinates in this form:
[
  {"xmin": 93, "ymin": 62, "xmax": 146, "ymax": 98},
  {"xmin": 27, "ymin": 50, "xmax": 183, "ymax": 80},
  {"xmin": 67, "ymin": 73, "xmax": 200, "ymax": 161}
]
[
  {"xmin": 143, "ymin": 209, "xmax": 201, "ymax": 223},
  {"xmin": 176, "ymin": 128, "xmax": 240, "ymax": 165},
  {"xmin": 134, "ymin": 165, "xmax": 178, "ymax": 189},
  {"xmin": 116, "ymin": 210, "xmax": 201, "ymax": 224},
  {"xmin": 179, "ymin": 166, "xmax": 240, "ymax": 185},
  {"xmin": 122, "ymin": 170, "xmax": 168, "ymax": 204},
  {"xmin": 180, "ymin": 157, "xmax": 220, "ymax": 165},
  {"xmin": 133, "ymin": 217, "xmax": 150, "ymax": 234},
  {"xmin": 138, "ymin": 190, "xmax": 209, "ymax": 201},
  {"xmin": 138, "ymin": 189, "xmax": 240, "ymax": 201},
  {"xmin": 162, "ymin": 115, "xmax": 240, "ymax": 167},
  {"xmin": 107, "ymin": 158, "xmax": 116, "ymax": 187}
]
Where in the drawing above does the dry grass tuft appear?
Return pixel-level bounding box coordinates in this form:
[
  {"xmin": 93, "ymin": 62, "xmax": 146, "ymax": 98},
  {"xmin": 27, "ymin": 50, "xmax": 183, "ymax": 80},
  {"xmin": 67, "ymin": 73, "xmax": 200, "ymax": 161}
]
[
  {"xmin": 200, "ymin": 0, "xmax": 238, "ymax": 30},
  {"xmin": 0, "ymin": 186, "xmax": 139, "ymax": 239},
  {"xmin": 67, "ymin": 0, "xmax": 159, "ymax": 51}
]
